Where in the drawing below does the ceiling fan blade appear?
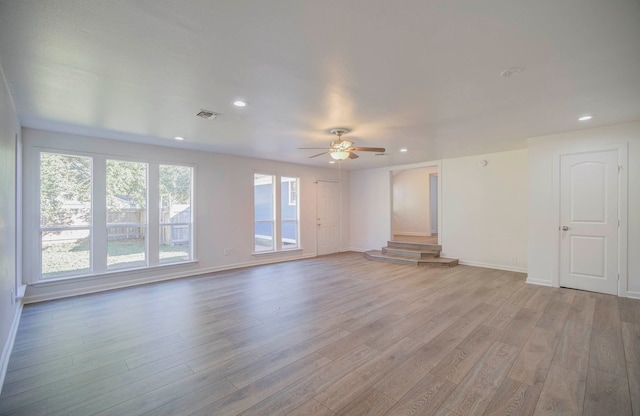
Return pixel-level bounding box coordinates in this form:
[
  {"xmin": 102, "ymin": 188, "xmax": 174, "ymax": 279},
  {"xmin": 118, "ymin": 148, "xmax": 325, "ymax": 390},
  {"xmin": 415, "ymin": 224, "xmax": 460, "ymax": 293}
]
[
  {"xmin": 348, "ymin": 152, "xmax": 359, "ymax": 159},
  {"xmin": 349, "ymin": 147, "xmax": 386, "ymax": 152},
  {"xmin": 308, "ymin": 152, "xmax": 329, "ymax": 158},
  {"xmin": 298, "ymin": 147, "xmax": 332, "ymax": 150}
]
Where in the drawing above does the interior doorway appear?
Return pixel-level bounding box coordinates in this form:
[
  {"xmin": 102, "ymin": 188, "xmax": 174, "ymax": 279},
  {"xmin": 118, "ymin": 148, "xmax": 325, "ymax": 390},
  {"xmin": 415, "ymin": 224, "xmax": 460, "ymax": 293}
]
[{"xmin": 391, "ymin": 166, "xmax": 439, "ymax": 244}]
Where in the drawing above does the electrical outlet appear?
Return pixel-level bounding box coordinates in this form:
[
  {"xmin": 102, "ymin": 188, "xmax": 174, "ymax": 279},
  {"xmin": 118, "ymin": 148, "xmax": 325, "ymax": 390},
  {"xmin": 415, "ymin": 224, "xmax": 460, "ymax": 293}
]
[
  {"xmin": 224, "ymin": 248, "xmax": 234, "ymax": 256},
  {"xmin": 510, "ymin": 257, "xmax": 518, "ymax": 264}
]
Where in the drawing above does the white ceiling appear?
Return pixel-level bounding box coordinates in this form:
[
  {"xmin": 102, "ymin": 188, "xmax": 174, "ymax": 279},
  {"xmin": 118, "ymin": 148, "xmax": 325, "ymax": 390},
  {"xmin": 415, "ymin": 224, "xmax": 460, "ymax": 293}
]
[{"xmin": 1, "ymin": 0, "xmax": 639, "ymax": 170}]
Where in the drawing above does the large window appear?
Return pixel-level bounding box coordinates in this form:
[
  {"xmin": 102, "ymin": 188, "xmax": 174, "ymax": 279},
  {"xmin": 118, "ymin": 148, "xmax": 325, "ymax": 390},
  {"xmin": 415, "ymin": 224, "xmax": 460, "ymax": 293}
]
[
  {"xmin": 107, "ymin": 160, "xmax": 148, "ymax": 270},
  {"xmin": 40, "ymin": 153, "xmax": 92, "ymax": 278},
  {"xmin": 38, "ymin": 152, "xmax": 194, "ymax": 280},
  {"xmin": 253, "ymin": 173, "xmax": 299, "ymax": 252},
  {"xmin": 159, "ymin": 164, "xmax": 193, "ymax": 264}
]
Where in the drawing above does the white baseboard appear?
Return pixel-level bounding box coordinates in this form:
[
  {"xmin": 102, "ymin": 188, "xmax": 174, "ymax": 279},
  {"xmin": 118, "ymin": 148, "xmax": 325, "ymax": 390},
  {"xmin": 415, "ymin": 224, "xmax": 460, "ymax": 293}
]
[
  {"xmin": 627, "ymin": 290, "xmax": 640, "ymax": 299},
  {"xmin": 458, "ymin": 260, "xmax": 527, "ymax": 274},
  {"xmin": 526, "ymin": 278, "xmax": 554, "ymax": 287},
  {"xmin": 23, "ymin": 253, "xmax": 317, "ymax": 304},
  {"xmin": 0, "ymin": 301, "xmax": 23, "ymax": 395},
  {"xmin": 346, "ymin": 247, "xmax": 367, "ymax": 253}
]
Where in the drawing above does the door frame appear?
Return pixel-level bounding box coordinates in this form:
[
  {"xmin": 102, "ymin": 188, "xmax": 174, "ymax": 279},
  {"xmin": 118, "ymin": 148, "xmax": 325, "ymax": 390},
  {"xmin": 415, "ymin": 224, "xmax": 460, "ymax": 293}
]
[
  {"xmin": 389, "ymin": 161, "xmax": 442, "ymax": 243},
  {"xmin": 551, "ymin": 143, "xmax": 628, "ymax": 296}
]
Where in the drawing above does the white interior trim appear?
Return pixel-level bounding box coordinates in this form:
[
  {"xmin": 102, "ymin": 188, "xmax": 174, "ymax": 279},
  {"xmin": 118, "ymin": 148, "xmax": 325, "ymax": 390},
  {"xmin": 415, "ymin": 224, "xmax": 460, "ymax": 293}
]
[
  {"xmin": 0, "ymin": 302, "xmax": 23, "ymax": 395},
  {"xmin": 24, "ymin": 253, "xmax": 317, "ymax": 304},
  {"xmin": 551, "ymin": 143, "xmax": 629, "ymax": 295}
]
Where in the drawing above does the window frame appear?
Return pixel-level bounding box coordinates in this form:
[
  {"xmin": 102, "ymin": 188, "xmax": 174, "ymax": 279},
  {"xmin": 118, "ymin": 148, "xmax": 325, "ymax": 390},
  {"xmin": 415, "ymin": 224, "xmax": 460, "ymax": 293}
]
[
  {"xmin": 252, "ymin": 173, "xmax": 300, "ymax": 254},
  {"xmin": 281, "ymin": 176, "xmax": 300, "ymax": 250},
  {"xmin": 106, "ymin": 158, "xmax": 149, "ymax": 271},
  {"xmin": 35, "ymin": 149, "xmax": 196, "ymax": 281},
  {"xmin": 253, "ymin": 173, "xmax": 276, "ymax": 253},
  {"xmin": 39, "ymin": 151, "xmax": 94, "ymax": 279},
  {"xmin": 159, "ymin": 164, "xmax": 194, "ymax": 265},
  {"xmin": 287, "ymin": 178, "xmax": 298, "ymax": 206}
]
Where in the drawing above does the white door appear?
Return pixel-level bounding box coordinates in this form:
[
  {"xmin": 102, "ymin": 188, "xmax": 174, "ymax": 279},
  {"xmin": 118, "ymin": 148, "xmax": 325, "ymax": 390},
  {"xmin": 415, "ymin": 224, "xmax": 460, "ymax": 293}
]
[
  {"xmin": 559, "ymin": 150, "xmax": 619, "ymax": 295},
  {"xmin": 317, "ymin": 180, "xmax": 340, "ymax": 255}
]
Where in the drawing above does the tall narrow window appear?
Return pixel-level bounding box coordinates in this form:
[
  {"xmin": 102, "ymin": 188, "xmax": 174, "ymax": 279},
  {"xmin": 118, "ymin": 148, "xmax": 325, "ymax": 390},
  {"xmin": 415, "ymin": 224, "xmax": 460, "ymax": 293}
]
[
  {"xmin": 106, "ymin": 160, "xmax": 148, "ymax": 270},
  {"xmin": 254, "ymin": 174, "xmax": 275, "ymax": 252},
  {"xmin": 40, "ymin": 153, "xmax": 92, "ymax": 278},
  {"xmin": 159, "ymin": 164, "xmax": 193, "ymax": 264},
  {"xmin": 281, "ymin": 177, "xmax": 299, "ymax": 249}
]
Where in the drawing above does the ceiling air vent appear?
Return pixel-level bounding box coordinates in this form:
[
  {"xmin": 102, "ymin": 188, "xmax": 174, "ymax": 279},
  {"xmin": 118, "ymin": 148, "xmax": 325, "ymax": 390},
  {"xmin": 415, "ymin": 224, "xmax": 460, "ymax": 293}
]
[{"xmin": 196, "ymin": 109, "xmax": 221, "ymax": 119}]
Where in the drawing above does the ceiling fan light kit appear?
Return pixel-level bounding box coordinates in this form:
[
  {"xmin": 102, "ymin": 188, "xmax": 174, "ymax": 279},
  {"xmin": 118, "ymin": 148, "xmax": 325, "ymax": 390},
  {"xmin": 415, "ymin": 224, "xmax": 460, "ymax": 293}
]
[
  {"xmin": 299, "ymin": 128, "xmax": 386, "ymax": 161},
  {"xmin": 330, "ymin": 150, "xmax": 350, "ymax": 160}
]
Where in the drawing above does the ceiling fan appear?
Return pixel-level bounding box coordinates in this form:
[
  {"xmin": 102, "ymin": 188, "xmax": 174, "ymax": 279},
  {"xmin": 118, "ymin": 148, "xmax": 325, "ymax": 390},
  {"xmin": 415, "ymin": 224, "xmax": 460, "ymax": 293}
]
[{"xmin": 299, "ymin": 128, "xmax": 386, "ymax": 160}]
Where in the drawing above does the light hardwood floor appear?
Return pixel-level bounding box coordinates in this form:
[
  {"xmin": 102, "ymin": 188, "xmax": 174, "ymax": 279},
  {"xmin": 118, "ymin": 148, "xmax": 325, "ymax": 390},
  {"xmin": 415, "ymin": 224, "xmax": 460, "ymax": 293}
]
[{"xmin": 1, "ymin": 252, "xmax": 638, "ymax": 415}]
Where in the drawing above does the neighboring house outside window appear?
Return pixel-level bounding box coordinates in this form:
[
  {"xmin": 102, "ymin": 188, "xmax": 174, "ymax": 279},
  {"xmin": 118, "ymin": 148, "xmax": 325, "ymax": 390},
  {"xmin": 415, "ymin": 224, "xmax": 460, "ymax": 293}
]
[{"xmin": 254, "ymin": 174, "xmax": 300, "ymax": 252}]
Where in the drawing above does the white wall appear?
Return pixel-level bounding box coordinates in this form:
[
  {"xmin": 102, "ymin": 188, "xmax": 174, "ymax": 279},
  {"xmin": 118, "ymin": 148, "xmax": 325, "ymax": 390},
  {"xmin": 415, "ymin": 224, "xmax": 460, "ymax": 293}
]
[
  {"xmin": 350, "ymin": 150, "xmax": 528, "ymax": 273},
  {"xmin": 22, "ymin": 128, "xmax": 350, "ymax": 302},
  {"xmin": 0, "ymin": 63, "xmax": 21, "ymax": 392},
  {"xmin": 440, "ymin": 150, "xmax": 528, "ymax": 272},
  {"xmin": 349, "ymin": 165, "xmax": 396, "ymax": 251},
  {"xmin": 392, "ymin": 167, "xmax": 437, "ymax": 236},
  {"xmin": 527, "ymin": 121, "xmax": 640, "ymax": 297}
]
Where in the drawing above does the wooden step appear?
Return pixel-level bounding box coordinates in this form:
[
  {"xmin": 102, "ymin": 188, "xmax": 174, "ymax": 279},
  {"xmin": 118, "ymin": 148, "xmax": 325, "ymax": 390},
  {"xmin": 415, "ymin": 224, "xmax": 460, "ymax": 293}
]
[
  {"xmin": 387, "ymin": 240, "xmax": 442, "ymax": 251},
  {"xmin": 382, "ymin": 246, "xmax": 440, "ymax": 258},
  {"xmin": 364, "ymin": 250, "xmax": 458, "ymax": 267}
]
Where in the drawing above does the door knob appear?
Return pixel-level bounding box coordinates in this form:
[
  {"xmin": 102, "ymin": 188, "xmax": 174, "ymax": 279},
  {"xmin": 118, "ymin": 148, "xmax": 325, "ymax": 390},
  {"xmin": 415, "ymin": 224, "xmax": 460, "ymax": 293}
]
[{"xmin": 561, "ymin": 226, "xmax": 569, "ymax": 231}]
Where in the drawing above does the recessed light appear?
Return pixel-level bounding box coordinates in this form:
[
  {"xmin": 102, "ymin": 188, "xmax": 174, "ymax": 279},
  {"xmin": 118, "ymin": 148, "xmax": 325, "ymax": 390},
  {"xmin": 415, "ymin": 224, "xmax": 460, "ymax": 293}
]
[
  {"xmin": 174, "ymin": 136, "xmax": 185, "ymax": 141},
  {"xmin": 578, "ymin": 115, "xmax": 593, "ymax": 121},
  {"xmin": 400, "ymin": 148, "xmax": 408, "ymax": 152},
  {"xmin": 234, "ymin": 100, "xmax": 247, "ymax": 107}
]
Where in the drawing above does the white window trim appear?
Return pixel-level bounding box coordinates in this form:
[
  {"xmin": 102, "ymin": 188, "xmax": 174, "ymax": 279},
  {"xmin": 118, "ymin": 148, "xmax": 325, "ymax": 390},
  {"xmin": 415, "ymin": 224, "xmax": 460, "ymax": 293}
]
[
  {"xmin": 252, "ymin": 173, "xmax": 300, "ymax": 254},
  {"xmin": 35, "ymin": 149, "xmax": 196, "ymax": 282}
]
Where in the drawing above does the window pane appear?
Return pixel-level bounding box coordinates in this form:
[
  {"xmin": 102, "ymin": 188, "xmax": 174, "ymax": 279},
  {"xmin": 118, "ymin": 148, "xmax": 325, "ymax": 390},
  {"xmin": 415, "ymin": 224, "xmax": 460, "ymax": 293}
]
[
  {"xmin": 254, "ymin": 174, "xmax": 274, "ymax": 220},
  {"xmin": 107, "ymin": 160, "xmax": 148, "ymax": 269},
  {"xmin": 254, "ymin": 174, "xmax": 275, "ymax": 251},
  {"xmin": 40, "ymin": 152, "xmax": 92, "ymax": 278},
  {"xmin": 160, "ymin": 225, "xmax": 191, "ymax": 263},
  {"xmin": 107, "ymin": 160, "xmax": 147, "ymax": 222},
  {"xmin": 160, "ymin": 165, "xmax": 193, "ymax": 263},
  {"xmin": 160, "ymin": 165, "xmax": 192, "ymax": 213},
  {"xmin": 41, "ymin": 229, "xmax": 91, "ymax": 278},
  {"xmin": 281, "ymin": 177, "xmax": 298, "ymax": 220},
  {"xmin": 40, "ymin": 153, "xmax": 92, "ymax": 228},
  {"xmin": 254, "ymin": 221, "xmax": 274, "ymax": 252},
  {"xmin": 107, "ymin": 226, "xmax": 147, "ymax": 270},
  {"xmin": 282, "ymin": 220, "xmax": 298, "ymax": 249},
  {"xmin": 281, "ymin": 177, "xmax": 299, "ymax": 248}
]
